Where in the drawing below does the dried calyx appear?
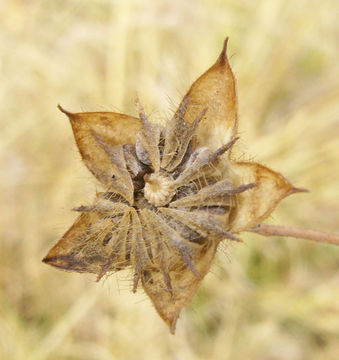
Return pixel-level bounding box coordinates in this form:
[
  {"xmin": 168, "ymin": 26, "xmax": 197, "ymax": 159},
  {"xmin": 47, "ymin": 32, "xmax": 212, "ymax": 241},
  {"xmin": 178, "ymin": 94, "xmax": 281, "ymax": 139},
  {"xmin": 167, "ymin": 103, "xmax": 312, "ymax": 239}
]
[
  {"xmin": 46, "ymin": 99, "xmax": 253, "ymax": 332},
  {"xmin": 43, "ymin": 38, "xmax": 307, "ymax": 333}
]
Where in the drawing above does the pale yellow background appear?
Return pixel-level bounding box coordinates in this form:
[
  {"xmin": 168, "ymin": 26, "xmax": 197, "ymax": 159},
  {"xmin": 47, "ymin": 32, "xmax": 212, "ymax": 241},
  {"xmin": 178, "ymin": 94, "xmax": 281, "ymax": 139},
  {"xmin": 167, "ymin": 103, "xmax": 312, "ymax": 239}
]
[{"xmin": 1, "ymin": 0, "xmax": 338, "ymax": 359}]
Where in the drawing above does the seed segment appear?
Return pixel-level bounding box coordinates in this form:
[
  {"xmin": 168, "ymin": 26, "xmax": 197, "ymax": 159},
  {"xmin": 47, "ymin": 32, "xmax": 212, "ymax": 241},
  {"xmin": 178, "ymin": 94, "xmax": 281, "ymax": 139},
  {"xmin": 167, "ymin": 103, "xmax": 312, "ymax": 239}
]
[{"xmin": 143, "ymin": 173, "xmax": 176, "ymax": 207}]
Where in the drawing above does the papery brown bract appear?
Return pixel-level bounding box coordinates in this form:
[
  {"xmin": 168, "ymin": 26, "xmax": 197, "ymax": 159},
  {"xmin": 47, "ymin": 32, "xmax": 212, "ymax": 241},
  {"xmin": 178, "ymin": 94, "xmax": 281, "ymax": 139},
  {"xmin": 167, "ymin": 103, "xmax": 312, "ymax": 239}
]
[
  {"xmin": 229, "ymin": 162, "xmax": 306, "ymax": 232},
  {"xmin": 43, "ymin": 38, "xmax": 303, "ymax": 333},
  {"xmin": 61, "ymin": 107, "xmax": 141, "ymax": 201},
  {"xmin": 176, "ymin": 39, "xmax": 238, "ymax": 151}
]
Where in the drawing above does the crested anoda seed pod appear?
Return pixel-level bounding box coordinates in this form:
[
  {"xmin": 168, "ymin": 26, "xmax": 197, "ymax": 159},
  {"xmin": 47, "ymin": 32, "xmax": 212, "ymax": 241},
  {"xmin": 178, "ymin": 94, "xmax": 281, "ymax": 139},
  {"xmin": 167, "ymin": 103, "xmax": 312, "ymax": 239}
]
[{"xmin": 43, "ymin": 38, "xmax": 305, "ymax": 333}]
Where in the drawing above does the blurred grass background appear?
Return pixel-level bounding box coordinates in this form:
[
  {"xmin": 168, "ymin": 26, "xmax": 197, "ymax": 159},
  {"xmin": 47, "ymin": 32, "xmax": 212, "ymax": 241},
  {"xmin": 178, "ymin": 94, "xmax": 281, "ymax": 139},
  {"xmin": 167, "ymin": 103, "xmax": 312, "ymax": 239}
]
[{"xmin": 1, "ymin": 0, "xmax": 339, "ymax": 359}]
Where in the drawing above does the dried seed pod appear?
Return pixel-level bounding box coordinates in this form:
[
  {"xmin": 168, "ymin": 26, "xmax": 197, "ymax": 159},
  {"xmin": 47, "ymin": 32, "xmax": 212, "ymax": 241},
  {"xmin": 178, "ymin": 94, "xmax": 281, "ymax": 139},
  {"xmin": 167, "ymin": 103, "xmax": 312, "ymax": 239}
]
[{"xmin": 43, "ymin": 38, "xmax": 304, "ymax": 333}]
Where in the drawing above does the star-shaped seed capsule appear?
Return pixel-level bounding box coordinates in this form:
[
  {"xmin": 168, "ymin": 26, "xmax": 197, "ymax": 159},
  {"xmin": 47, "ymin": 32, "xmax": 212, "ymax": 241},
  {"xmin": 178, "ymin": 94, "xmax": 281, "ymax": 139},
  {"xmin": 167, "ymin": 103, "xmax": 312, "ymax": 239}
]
[{"xmin": 43, "ymin": 38, "xmax": 305, "ymax": 333}]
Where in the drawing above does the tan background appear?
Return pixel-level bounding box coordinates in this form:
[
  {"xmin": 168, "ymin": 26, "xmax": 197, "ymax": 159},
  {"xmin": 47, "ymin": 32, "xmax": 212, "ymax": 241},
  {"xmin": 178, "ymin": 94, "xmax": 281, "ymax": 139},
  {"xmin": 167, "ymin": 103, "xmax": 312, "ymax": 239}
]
[{"xmin": 1, "ymin": 0, "xmax": 339, "ymax": 359}]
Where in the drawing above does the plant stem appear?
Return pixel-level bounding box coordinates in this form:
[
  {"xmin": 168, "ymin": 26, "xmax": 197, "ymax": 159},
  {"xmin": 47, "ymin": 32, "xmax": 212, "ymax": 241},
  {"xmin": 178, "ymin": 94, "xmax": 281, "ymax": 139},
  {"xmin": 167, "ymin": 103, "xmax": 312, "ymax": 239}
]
[{"xmin": 247, "ymin": 223, "xmax": 339, "ymax": 246}]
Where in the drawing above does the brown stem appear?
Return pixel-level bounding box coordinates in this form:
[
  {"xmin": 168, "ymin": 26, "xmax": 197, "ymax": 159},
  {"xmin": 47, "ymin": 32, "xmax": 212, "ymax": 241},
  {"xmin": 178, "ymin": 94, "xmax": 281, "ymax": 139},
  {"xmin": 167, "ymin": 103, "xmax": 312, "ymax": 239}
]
[{"xmin": 247, "ymin": 223, "xmax": 339, "ymax": 246}]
